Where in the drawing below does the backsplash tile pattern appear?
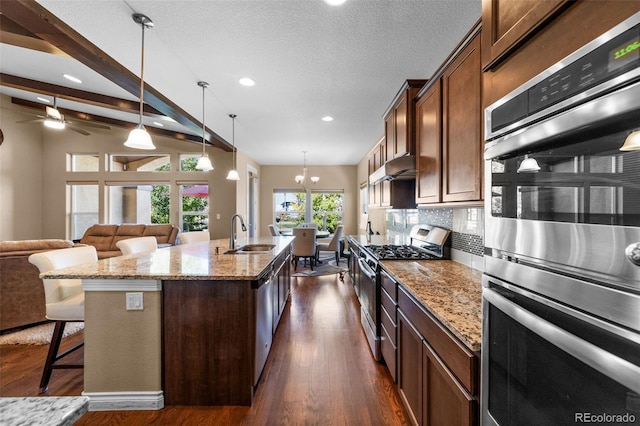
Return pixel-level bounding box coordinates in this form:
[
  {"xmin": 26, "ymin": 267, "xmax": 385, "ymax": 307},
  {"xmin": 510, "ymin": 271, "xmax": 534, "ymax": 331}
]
[{"xmin": 386, "ymin": 207, "xmax": 484, "ymax": 258}]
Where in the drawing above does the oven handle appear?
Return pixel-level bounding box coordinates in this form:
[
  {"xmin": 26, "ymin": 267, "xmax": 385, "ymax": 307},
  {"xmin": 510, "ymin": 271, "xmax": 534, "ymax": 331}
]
[
  {"xmin": 358, "ymin": 257, "xmax": 377, "ymax": 280},
  {"xmin": 484, "ymin": 287, "xmax": 640, "ymax": 394}
]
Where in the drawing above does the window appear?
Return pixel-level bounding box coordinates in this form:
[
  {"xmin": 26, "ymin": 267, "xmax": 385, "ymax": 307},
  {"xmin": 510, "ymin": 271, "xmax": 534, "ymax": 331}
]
[
  {"xmin": 69, "ymin": 183, "xmax": 99, "ymax": 240},
  {"xmin": 179, "ymin": 154, "xmax": 201, "ymax": 171},
  {"xmin": 68, "ymin": 154, "xmax": 99, "ymax": 172},
  {"xmin": 273, "ymin": 190, "xmax": 306, "ymax": 232},
  {"xmin": 180, "ymin": 184, "xmax": 209, "ymax": 231},
  {"xmin": 107, "ymin": 183, "xmax": 170, "ymax": 224},
  {"xmin": 108, "ymin": 154, "xmax": 170, "ymax": 171},
  {"xmin": 311, "ymin": 191, "xmax": 343, "ymax": 232}
]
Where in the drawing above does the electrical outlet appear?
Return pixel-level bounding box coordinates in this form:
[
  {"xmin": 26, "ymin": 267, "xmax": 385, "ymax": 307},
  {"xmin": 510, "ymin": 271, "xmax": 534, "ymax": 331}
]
[
  {"xmin": 126, "ymin": 292, "xmax": 143, "ymax": 310},
  {"xmin": 216, "ymin": 213, "xmax": 221, "ymax": 219}
]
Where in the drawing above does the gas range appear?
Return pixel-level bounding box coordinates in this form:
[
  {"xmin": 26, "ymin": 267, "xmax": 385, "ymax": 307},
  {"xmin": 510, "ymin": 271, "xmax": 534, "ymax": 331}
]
[
  {"xmin": 363, "ymin": 244, "xmax": 436, "ymax": 260},
  {"xmin": 363, "ymin": 224, "xmax": 451, "ymax": 263}
]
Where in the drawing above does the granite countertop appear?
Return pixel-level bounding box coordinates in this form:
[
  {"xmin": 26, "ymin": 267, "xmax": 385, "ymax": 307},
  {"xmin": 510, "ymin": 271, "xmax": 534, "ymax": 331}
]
[
  {"xmin": 40, "ymin": 236, "xmax": 294, "ymax": 281},
  {"xmin": 381, "ymin": 259, "xmax": 483, "ymax": 352},
  {"xmin": 0, "ymin": 396, "xmax": 89, "ymax": 426}
]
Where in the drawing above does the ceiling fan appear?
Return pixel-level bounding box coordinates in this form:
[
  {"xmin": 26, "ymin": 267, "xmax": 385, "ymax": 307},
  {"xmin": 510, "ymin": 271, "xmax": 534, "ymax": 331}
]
[{"xmin": 15, "ymin": 97, "xmax": 110, "ymax": 136}]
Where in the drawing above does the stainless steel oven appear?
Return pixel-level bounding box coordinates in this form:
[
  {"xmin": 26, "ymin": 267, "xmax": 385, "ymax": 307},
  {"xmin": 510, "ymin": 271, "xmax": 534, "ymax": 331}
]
[{"xmin": 482, "ymin": 12, "xmax": 640, "ymax": 426}]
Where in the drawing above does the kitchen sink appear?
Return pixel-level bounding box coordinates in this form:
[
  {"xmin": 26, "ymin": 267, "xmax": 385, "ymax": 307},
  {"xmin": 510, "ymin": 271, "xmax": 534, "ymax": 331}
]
[{"xmin": 224, "ymin": 244, "xmax": 276, "ymax": 254}]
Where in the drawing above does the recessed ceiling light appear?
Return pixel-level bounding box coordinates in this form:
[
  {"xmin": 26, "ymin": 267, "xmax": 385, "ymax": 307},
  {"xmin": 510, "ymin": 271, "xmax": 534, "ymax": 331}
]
[
  {"xmin": 36, "ymin": 97, "xmax": 51, "ymax": 103},
  {"xmin": 324, "ymin": 0, "xmax": 346, "ymax": 5},
  {"xmin": 152, "ymin": 121, "xmax": 164, "ymax": 127},
  {"xmin": 63, "ymin": 74, "xmax": 82, "ymax": 84},
  {"xmin": 239, "ymin": 77, "xmax": 255, "ymax": 87},
  {"xmin": 322, "ymin": 116, "xmax": 334, "ymax": 122}
]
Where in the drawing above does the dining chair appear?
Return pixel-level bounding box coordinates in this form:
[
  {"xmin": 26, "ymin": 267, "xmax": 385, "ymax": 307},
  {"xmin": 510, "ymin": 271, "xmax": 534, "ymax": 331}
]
[
  {"xmin": 268, "ymin": 224, "xmax": 280, "ymax": 236},
  {"xmin": 292, "ymin": 227, "xmax": 317, "ymax": 270},
  {"xmin": 179, "ymin": 230, "xmax": 210, "ymax": 244},
  {"xmin": 116, "ymin": 236, "xmax": 158, "ymax": 255},
  {"xmin": 316, "ymin": 225, "xmax": 344, "ymax": 265},
  {"xmin": 28, "ymin": 245, "xmax": 98, "ymax": 391}
]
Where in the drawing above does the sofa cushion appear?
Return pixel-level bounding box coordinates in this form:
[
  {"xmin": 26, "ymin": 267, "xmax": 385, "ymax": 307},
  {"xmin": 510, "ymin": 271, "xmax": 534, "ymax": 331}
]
[
  {"xmin": 110, "ymin": 224, "xmax": 146, "ymax": 250},
  {"xmin": 0, "ymin": 239, "xmax": 74, "ymax": 257},
  {"xmin": 143, "ymin": 224, "xmax": 178, "ymax": 245},
  {"xmin": 80, "ymin": 224, "xmax": 118, "ymax": 253}
]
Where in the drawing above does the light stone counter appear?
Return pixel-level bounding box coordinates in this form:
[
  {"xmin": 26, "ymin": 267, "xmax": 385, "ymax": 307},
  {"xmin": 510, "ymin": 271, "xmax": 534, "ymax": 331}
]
[
  {"xmin": 40, "ymin": 236, "xmax": 295, "ymax": 281},
  {"xmin": 0, "ymin": 396, "xmax": 89, "ymax": 426},
  {"xmin": 380, "ymin": 259, "xmax": 483, "ymax": 352}
]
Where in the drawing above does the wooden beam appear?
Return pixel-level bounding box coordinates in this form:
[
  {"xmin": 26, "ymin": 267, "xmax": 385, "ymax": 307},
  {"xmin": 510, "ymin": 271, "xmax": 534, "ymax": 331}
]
[{"xmin": 0, "ymin": 0, "xmax": 231, "ymax": 151}]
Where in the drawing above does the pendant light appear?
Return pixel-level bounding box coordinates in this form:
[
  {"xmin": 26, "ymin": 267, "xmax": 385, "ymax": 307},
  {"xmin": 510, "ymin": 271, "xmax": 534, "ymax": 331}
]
[
  {"xmin": 226, "ymin": 114, "xmax": 240, "ymax": 180},
  {"xmin": 517, "ymin": 154, "xmax": 541, "ymax": 173},
  {"xmin": 124, "ymin": 13, "xmax": 156, "ymax": 150},
  {"xmin": 620, "ymin": 130, "xmax": 640, "ymax": 151},
  {"xmin": 195, "ymin": 81, "xmax": 213, "ymax": 171},
  {"xmin": 294, "ymin": 150, "xmax": 319, "ymax": 190}
]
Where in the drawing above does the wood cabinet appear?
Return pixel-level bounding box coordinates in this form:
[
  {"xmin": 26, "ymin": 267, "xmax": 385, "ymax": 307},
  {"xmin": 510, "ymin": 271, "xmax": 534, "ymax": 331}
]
[
  {"xmin": 368, "ymin": 140, "xmax": 383, "ymax": 207},
  {"xmin": 442, "ymin": 33, "xmax": 482, "ymax": 203},
  {"xmin": 380, "ymin": 269, "xmax": 398, "ymax": 383},
  {"xmin": 415, "ymin": 80, "xmax": 442, "ymax": 204},
  {"xmin": 481, "ymin": 0, "xmax": 571, "ymax": 70},
  {"xmin": 397, "ymin": 286, "xmax": 479, "ymax": 426},
  {"xmin": 384, "ymin": 80, "xmax": 428, "ymax": 160},
  {"xmin": 415, "ymin": 29, "xmax": 482, "ymax": 205},
  {"xmin": 272, "ymin": 245, "xmax": 291, "ymax": 332}
]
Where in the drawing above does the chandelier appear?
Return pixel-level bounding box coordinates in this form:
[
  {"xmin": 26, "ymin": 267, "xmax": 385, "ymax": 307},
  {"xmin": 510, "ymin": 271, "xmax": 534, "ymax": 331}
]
[{"xmin": 294, "ymin": 150, "xmax": 319, "ymax": 190}]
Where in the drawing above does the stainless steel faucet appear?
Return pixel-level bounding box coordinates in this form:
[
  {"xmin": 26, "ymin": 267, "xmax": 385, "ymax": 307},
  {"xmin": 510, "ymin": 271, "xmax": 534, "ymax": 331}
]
[{"xmin": 229, "ymin": 214, "xmax": 247, "ymax": 249}]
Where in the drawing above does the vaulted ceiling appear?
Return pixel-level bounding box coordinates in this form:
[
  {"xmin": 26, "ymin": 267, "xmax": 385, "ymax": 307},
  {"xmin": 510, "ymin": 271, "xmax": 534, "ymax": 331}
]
[{"xmin": 0, "ymin": 0, "xmax": 481, "ymax": 165}]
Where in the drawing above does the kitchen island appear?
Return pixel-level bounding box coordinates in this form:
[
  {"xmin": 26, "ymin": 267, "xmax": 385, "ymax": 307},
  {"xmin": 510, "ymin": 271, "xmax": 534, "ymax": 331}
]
[{"xmin": 40, "ymin": 236, "xmax": 294, "ymax": 410}]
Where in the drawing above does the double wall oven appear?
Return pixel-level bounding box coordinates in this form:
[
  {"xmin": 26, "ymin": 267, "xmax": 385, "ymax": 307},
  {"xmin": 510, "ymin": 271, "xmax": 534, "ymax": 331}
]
[
  {"xmin": 354, "ymin": 225, "xmax": 450, "ymax": 360},
  {"xmin": 482, "ymin": 12, "xmax": 640, "ymax": 426}
]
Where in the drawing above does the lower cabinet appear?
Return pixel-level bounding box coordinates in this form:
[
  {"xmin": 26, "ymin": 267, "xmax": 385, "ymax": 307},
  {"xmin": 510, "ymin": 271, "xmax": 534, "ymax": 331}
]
[
  {"xmin": 272, "ymin": 246, "xmax": 291, "ymax": 332},
  {"xmin": 397, "ymin": 286, "xmax": 479, "ymax": 426}
]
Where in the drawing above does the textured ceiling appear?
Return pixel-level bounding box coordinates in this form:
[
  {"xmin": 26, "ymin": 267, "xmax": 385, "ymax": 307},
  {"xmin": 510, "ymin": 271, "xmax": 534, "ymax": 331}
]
[{"xmin": 4, "ymin": 0, "xmax": 481, "ymax": 165}]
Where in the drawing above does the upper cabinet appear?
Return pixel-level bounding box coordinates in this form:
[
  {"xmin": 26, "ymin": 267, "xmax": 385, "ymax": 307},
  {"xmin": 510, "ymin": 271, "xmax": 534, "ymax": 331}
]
[
  {"xmin": 481, "ymin": 0, "xmax": 571, "ymax": 70},
  {"xmin": 384, "ymin": 80, "xmax": 429, "ymax": 159},
  {"xmin": 415, "ymin": 26, "xmax": 483, "ymax": 205}
]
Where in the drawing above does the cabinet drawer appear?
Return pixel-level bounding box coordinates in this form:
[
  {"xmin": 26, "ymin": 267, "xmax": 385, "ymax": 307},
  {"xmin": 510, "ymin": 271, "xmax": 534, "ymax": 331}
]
[
  {"xmin": 398, "ymin": 286, "xmax": 478, "ymax": 394},
  {"xmin": 381, "ymin": 304, "xmax": 397, "ymax": 346},
  {"xmin": 381, "ymin": 287, "xmax": 397, "ymax": 325},
  {"xmin": 380, "ymin": 269, "xmax": 397, "ymax": 300},
  {"xmin": 381, "ymin": 323, "xmax": 397, "ymax": 383}
]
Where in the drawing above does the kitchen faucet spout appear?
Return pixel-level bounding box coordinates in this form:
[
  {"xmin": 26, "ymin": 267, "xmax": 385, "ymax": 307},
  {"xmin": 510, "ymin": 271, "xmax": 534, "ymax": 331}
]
[{"xmin": 229, "ymin": 214, "xmax": 247, "ymax": 249}]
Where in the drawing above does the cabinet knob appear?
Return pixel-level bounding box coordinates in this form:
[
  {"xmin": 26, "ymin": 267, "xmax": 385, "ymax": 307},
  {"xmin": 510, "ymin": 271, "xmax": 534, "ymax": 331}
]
[{"xmin": 625, "ymin": 243, "xmax": 640, "ymax": 266}]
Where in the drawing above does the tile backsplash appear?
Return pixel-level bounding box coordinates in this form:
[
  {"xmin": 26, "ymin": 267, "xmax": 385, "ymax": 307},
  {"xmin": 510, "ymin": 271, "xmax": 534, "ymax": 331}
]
[{"xmin": 386, "ymin": 207, "xmax": 485, "ymax": 259}]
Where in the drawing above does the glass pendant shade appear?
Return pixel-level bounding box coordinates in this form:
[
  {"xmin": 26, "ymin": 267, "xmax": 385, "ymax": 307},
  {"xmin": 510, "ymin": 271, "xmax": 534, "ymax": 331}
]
[
  {"xmin": 620, "ymin": 130, "xmax": 640, "ymax": 151},
  {"xmin": 124, "ymin": 124, "xmax": 155, "ymax": 150},
  {"xmin": 196, "ymin": 152, "xmax": 214, "ymax": 171},
  {"xmin": 517, "ymin": 154, "xmax": 541, "ymax": 173},
  {"xmin": 226, "ymin": 169, "xmax": 240, "ymax": 180}
]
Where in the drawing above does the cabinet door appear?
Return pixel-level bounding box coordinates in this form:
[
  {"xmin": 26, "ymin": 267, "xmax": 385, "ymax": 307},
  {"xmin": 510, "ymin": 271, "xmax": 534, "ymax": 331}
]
[
  {"xmin": 394, "ymin": 92, "xmax": 409, "ymax": 157},
  {"xmin": 442, "ymin": 34, "xmax": 482, "ymax": 202},
  {"xmin": 481, "ymin": 0, "xmax": 571, "ymax": 70},
  {"xmin": 415, "ymin": 80, "xmax": 442, "ymax": 204},
  {"xmin": 398, "ymin": 310, "xmax": 423, "ymax": 426},
  {"xmin": 368, "ymin": 152, "xmax": 378, "ymax": 207},
  {"xmin": 423, "ymin": 341, "xmax": 477, "ymax": 426},
  {"xmin": 385, "ymin": 111, "xmax": 396, "ymax": 160}
]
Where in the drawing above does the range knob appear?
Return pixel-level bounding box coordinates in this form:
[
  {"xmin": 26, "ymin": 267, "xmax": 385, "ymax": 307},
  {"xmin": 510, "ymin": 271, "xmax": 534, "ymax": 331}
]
[{"xmin": 625, "ymin": 243, "xmax": 640, "ymax": 266}]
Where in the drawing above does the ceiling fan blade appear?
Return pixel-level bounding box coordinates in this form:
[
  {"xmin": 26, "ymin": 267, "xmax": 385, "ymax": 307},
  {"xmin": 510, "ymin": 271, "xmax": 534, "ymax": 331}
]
[
  {"xmin": 16, "ymin": 117, "xmax": 46, "ymax": 124},
  {"xmin": 46, "ymin": 105, "xmax": 62, "ymax": 120},
  {"xmin": 65, "ymin": 119, "xmax": 110, "ymax": 130},
  {"xmin": 66, "ymin": 124, "xmax": 91, "ymax": 136}
]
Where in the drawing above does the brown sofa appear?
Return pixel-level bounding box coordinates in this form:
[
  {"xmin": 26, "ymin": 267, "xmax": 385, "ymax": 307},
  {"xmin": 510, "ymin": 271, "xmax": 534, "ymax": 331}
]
[
  {"xmin": 79, "ymin": 224, "xmax": 180, "ymax": 259},
  {"xmin": 0, "ymin": 239, "xmax": 78, "ymax": 331}
]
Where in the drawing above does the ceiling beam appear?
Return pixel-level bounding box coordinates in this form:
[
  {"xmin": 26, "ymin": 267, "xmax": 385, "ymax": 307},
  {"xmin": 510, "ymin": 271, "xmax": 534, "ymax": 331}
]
[{"xmin": 0, "ymin": 0, "xmax": 231, "ymax": 151}]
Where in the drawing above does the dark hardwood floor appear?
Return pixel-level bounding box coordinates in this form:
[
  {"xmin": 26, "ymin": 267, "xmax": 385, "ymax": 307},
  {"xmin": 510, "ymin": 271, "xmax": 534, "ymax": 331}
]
[{"xmin": 0, "ymin": 273, "xmax": 409, "ymax": 425}]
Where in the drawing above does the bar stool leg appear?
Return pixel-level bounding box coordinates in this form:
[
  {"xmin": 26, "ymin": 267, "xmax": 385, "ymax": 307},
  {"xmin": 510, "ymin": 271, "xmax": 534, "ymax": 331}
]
[{"xmin": 40, "ymin": 320, "xmax": 66, "ymax": 392}]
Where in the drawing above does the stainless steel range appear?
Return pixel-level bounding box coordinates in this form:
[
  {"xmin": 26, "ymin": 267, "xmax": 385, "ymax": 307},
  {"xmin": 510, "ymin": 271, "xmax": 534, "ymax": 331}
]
[{"xmin": 354, "ymin": 225, "xmax": 451, "ymax": 360}]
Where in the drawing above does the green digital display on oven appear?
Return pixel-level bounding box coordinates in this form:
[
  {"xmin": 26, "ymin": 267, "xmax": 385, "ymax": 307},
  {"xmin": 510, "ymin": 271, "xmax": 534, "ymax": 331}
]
[{"xmin": 609, "ymin": 36, "xmax": 639, "ymax": 71}]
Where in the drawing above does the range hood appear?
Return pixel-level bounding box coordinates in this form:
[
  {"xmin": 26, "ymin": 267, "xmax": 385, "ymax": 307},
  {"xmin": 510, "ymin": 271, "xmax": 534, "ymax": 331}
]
[{"xmin": 369, "ymin": 155, "xmax": 416, "ymax": 185}]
